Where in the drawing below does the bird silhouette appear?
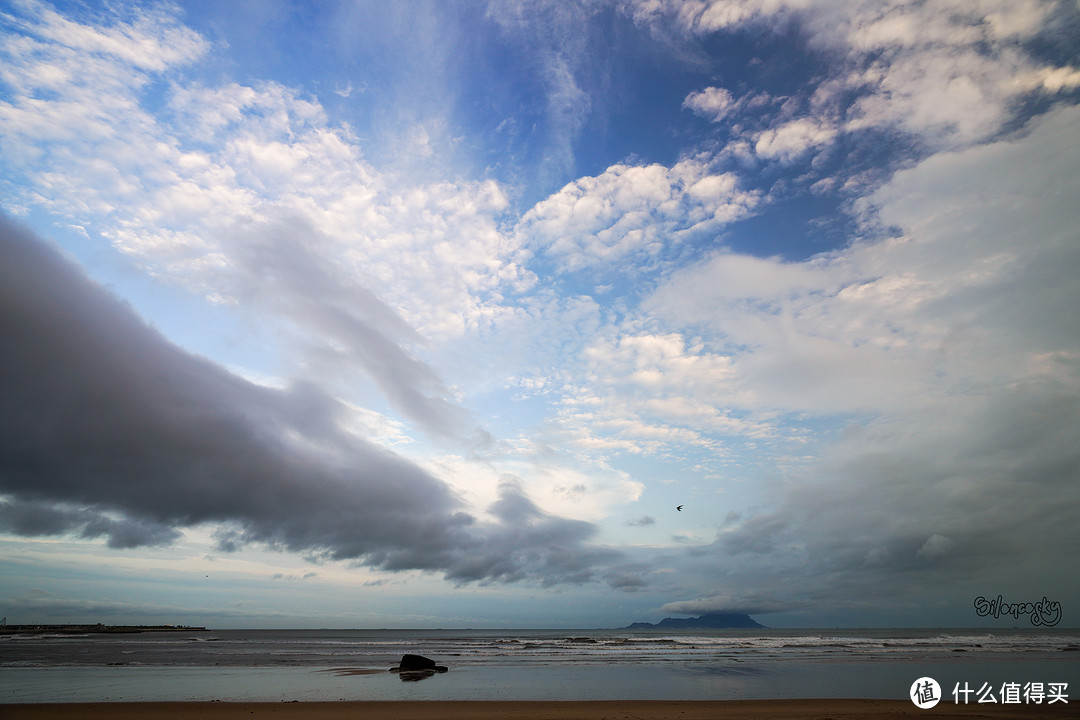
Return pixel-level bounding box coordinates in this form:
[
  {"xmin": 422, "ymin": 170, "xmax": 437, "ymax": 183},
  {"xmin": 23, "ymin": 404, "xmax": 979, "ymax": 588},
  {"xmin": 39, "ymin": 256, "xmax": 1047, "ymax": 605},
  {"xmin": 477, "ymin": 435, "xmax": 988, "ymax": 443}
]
[{"xmin": 676, "ymin": 505, "xmax": 683, "ymax": 511}]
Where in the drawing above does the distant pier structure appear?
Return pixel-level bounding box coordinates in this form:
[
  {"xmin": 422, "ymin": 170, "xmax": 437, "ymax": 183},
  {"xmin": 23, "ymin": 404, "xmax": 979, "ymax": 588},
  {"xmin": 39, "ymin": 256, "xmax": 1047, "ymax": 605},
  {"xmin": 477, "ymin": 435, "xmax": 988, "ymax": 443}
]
[{"xmin": 0, "ymin": 623, "xmax": 207, "ymax": 635}]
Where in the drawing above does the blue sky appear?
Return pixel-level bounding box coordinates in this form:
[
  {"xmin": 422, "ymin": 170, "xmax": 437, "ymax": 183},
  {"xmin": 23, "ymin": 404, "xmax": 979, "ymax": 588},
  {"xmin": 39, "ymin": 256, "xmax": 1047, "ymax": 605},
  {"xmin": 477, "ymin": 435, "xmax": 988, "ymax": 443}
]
[{"xmin": 1, "ymin": 0, "xmax": 1079, "ymax": 629}]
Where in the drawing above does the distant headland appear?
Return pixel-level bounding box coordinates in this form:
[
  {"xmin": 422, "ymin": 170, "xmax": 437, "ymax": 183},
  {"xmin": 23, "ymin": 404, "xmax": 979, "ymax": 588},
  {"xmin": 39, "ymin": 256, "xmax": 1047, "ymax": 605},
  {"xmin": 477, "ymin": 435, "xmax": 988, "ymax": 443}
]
[
  {"xmin": 625, "ymin": 612, "xmax": 765, "ymax": 629},
  {"xmin": 0, "ymin": 623, "xmax": 206, "ymax": 635}
]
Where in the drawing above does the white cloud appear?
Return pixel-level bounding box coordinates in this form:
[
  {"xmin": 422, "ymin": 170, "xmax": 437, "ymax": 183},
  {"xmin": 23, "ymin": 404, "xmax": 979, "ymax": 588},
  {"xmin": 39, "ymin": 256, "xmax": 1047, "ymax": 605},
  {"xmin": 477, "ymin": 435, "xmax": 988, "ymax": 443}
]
[
  {"xmin": 547, "ymin": 331, "xmax": 774, "ymax": 460},
  {"xmin": 633, "ymin": 0, "xmax": 1078, "ymax": 151},
  {"xmin": 1033, "ymin": 65, "xmax": 1080, "ymax": 92},
  {"xmin": 682, "ymin": 86, "xmax": 735, "ymax": 121},
  {"xmin": 753, "ymin": 117, "xmax": 837, "ymax": 162},
  {"xmin": 660, "ymin": 593, "xmax": 792, "ymax": 615},
  {"xmin": 8, "ymin": 1, "xmax": 207, "ymax": 73},
  {"xmin": 516, "ymin": 159, "xmax": 758, "ymax": 271},
  {"xmin": 810, "ymin": 0, "xmax": 1075, "ymax": 147},
  {"xmin": 626, "ymin": 0, "xmax": 804, "ymax": 34},
  {"xmin": 167, "ymin": 82, "xmax": 326, "ymax": 144},
  {"xmin": 648, "ymin": 105, "xmax": 1080, "ymax": 417},
  {"xmin": 0, "ymin": 4, "xmax": 534, "ymax": 440},
  {"xmin": 585, "ymin": 333, "xmax": 736, "ymax": 394},
  {"xmin": 422, "ymin": 436, "xmax": 645, "ymax": 527},
  {"xmin": 916, "ymin": 533, "xmax": 955, "ymax": 560}
]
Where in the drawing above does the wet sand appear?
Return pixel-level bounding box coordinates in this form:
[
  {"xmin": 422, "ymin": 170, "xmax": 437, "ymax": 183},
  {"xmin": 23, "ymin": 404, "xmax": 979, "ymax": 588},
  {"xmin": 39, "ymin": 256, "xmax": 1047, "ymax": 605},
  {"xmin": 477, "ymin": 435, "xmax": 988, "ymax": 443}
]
[{"xmin": 2, "ymin": 700, "xmax": 1075, "ymax": 719}]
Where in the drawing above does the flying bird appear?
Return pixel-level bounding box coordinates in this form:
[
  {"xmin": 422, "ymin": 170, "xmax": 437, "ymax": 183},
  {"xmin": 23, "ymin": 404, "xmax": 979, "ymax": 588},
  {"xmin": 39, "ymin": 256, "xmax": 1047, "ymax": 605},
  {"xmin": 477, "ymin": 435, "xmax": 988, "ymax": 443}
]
[{"xmin": 676, "ymin": 505, "xmax": 683, "ymax": 511}]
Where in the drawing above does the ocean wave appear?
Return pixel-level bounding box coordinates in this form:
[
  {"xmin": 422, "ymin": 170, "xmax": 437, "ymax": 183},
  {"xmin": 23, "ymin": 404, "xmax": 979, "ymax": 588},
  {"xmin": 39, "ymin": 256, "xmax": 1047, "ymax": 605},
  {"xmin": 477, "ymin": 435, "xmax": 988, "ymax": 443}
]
[{"xmin": 2, "ymin": 628, "xmax": 1076, "ymax": 669}]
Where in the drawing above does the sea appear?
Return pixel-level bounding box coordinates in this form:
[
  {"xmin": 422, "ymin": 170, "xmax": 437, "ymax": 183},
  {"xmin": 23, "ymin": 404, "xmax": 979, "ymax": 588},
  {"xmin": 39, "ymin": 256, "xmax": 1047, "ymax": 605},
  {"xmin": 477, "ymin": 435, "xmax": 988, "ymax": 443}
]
[{"xmin": 2, "ymin": 627, "xmax": 1078, "ymax": 704}]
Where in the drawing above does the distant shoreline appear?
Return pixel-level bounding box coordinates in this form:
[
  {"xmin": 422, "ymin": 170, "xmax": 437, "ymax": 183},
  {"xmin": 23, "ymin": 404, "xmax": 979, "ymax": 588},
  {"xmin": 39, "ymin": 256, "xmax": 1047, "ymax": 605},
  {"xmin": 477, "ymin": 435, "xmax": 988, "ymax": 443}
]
[{"xmin": 0, "ymin": 624, "xmax": 207, "ymax": 635}]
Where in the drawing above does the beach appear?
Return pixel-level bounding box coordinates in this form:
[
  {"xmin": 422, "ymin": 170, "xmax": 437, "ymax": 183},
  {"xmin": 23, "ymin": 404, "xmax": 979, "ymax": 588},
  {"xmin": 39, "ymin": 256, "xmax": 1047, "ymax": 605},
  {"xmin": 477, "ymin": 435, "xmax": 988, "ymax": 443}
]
[
  {"xmin": 3, "ymin": 700, "xmax": 1078, "ymax": 720},
  {"xmin": 3, "ymin": 628, "xmax": 1075, "ymax": 711}
]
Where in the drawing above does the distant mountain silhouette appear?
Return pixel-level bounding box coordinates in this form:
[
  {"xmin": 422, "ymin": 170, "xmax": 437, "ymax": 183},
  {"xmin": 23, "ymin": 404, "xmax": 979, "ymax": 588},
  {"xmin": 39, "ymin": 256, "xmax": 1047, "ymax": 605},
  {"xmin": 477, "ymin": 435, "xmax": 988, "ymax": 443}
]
[{"xmin": 625, "ymin": 612, "xmax": 764, "ymax": 629}]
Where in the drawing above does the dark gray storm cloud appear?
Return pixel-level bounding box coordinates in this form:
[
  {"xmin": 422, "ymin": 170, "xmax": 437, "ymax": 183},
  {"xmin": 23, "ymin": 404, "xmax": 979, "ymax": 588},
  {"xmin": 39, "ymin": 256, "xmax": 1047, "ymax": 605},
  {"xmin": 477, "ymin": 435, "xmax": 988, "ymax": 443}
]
[
  {"xmin": 0, "ymin": 215, "xmax": 619, "ymax": 586},
  {"xmin": 222, "ymin": 213, "xmax": 482, "ymax": 443},
  {"xmin": 683, "ymin": 383, "xmax": 1080, "ymax": 623}
]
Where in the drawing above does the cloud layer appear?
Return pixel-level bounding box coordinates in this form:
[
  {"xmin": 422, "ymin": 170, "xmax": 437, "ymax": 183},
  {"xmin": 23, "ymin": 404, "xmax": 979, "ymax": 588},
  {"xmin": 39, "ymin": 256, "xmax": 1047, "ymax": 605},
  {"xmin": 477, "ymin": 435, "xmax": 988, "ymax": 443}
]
[
  {"xmin": 641, "ymin": 106, "xmax": 1080, "ymax": 617},
  {"xmin": 1, "ymin": 0, "xmax": 1078, "ymax": 625},
  {"xmin": 0, "ymin": 215, "xmax": 623, "ymax": 587}
]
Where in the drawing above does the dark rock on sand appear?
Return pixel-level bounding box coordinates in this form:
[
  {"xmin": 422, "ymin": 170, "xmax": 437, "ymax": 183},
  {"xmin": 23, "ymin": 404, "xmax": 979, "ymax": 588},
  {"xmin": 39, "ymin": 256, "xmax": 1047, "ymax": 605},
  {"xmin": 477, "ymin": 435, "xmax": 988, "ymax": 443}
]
[
  {"xmin": 397, "ymin": 653, "xmax": 437, "ymax": 671},
  {"xmin": 389, "ymin": 653, "xmax": 448, "ymax": 681}
]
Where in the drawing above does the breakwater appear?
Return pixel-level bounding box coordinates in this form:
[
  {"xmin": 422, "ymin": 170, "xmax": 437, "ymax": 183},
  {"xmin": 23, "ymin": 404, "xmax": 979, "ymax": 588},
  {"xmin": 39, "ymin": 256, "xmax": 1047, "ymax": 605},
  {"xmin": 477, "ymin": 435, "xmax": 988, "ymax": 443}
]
[{"xmin": 0, "ymin": 623, "xmax": 206, "ymax": 635}]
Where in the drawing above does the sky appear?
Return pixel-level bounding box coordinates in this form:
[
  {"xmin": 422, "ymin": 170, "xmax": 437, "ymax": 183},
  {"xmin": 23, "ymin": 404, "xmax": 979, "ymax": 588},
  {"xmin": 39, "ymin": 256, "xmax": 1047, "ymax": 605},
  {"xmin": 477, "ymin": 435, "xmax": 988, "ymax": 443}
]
[{"xmin": 1, "ymin": 0, "xmax": 1078, "ymax": 629}]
